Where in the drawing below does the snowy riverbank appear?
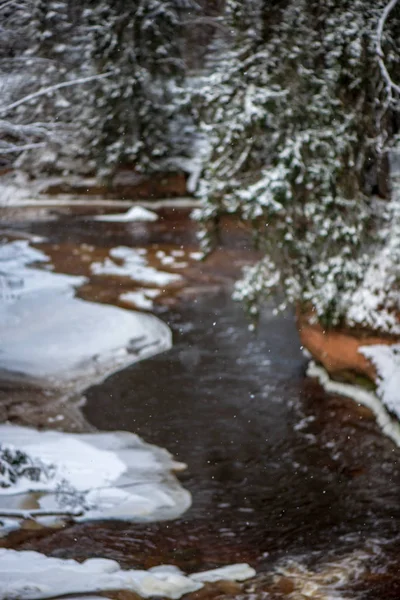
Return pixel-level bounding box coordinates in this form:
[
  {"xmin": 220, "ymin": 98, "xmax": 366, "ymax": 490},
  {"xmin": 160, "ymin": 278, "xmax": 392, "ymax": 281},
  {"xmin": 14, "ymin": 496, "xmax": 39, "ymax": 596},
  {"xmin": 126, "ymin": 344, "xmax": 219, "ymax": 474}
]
[
  {"xmin": 0, "ymin": 549, "xmax": 255, "ymax": 600},
  {"xmin": 308, "ymin": 361, "xmax": 400, "ymax": 447}
]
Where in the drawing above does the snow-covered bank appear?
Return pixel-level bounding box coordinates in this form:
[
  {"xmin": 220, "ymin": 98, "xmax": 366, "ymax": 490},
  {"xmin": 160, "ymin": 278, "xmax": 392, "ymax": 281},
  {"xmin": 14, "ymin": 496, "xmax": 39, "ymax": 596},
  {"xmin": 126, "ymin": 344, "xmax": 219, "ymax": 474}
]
[
  {"xmin": 0, "ymin": 549, "xmax": 255, "ymax": 600},
  {"xmin": 0, "ymin": 425, "xmax": 191, "ymax": 524},
  {"xmin": 307, "ymin": 361, "xmax": 400, "ymax": 447},
  {"xmin": 359, "ymin": 344, "xmax": 400, "ymax": 420},
  {"xmin": 0, "ymin": 240, "xmax": 172, "ymax": 390}
]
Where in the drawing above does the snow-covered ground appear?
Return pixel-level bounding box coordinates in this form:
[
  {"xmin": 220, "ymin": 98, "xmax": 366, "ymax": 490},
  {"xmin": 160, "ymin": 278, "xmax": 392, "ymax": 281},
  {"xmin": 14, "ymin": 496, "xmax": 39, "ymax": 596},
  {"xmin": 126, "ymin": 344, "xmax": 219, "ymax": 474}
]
[
  {"xmin": 0, "ymin": 425, "xmax": 191, "ymax": 525},
  {"xmin": 359, "ymin": 344, "xmax": 400, "ymax": 420},
  {"xmin": 0, "ymin": 549, "xmax": 255, "ymax": 600},
  {"xmin": 0, "ymin": 240, "xmax": 171, "ymax": 389},
  {"xmin": 307, "ymin": 361, "xmax": 400, "ymax": 447}
]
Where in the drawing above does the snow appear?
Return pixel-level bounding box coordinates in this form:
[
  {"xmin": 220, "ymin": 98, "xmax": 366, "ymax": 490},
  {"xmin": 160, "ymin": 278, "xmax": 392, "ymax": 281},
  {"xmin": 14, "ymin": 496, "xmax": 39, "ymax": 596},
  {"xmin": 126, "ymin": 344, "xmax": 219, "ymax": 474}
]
[
  {"xmin": 0, "ymin": 549, "xmax": 255, "ymax": 600},
  {"xmin": 307, "ymin": 361, "xmax": 400, "ymax": 447},
  {"xmin": 0, "ymin": 425, "xmax": 191, "ymax": 523},
  {"xmin": 189, "ymin": 251, "xmax": 204, "ymax": 261},
  {"xmin": 0, "ymin": 287, "xmax": 171, "ymax": 388},
  {"xmin": 191, "ymin": 564, "xmax": 256, "ymax": 583},
  {"xmin": 94, "ymin": 206, "xmax": 158, "ymax": 222},
  {"xmin": 0, "ymin": 178, "xmax": 32, "ymax": 207},
  {"xmin": 0, "ymin": 240, "xmax": 172, "ymax": 388},
  {"xmin": 0, "ymin": 239, "xmax": 85, "ymax": 300},
  {"xmin": 155, "ymin": 250, "xmax": 188, "ymax": 269},
  {"xmin": 120, "ymin": 289, "xmax": 161, "ymax": 310},
  {"xmin": 91, "ymin": 246, "xmax": 182, "ymax": 286},
  {"xmin": 359, "ymin": 344, "xmax": 400, "ymax": 419}
]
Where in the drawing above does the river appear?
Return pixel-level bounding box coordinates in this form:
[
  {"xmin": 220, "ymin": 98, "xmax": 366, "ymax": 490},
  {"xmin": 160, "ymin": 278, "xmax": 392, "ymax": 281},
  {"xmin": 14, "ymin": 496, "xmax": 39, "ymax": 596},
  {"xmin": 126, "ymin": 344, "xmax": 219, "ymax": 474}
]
[{"xmin": 1, "ymin": 200, "xmax": 400, "ymax": 599}]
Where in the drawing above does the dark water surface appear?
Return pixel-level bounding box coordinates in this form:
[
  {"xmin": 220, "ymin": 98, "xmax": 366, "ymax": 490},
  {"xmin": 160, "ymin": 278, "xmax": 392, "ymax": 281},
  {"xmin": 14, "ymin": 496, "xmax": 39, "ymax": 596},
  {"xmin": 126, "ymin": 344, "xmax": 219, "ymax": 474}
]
[
  {"xmin": 83, "ymin": 293, "xmax": 400, "ymax": 564},
  {"xmin": 2, "ymin": 205, "xmax": 400, "ymax": 597}
]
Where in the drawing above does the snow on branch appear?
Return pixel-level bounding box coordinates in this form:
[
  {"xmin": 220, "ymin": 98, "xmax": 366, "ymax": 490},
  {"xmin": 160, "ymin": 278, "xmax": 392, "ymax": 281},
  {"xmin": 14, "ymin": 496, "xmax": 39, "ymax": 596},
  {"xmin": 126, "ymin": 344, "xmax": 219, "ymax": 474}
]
[
  {"xmin": 0, "ymin": 142, "xmax": 45, "ymax": 153},
  {"xmin": 0, "ymin": 0, "xmax": 32, "ymax": 13},
  {"xmin": 0, "ymin": 71, "xmax": 113, "ymax": 116},
  {"xmin": 376, "ymin": 0, "xmax": 400, "ymax": 97}
]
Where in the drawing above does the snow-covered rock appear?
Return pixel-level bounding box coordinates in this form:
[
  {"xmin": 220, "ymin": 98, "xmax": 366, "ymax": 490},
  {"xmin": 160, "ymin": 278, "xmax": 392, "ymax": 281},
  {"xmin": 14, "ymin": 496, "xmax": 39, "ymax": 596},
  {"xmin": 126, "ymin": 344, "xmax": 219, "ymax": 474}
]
[
  {"xmin": 0, "ymin": 425, "xmax": 191, "ymax": 523},
  {"xmin": 94, "ymin": 206, "xmax": 158, "ymax": 222},
  {"xmin": 0, "ymin": 549, "xmax": 255, "ymax": 600}
]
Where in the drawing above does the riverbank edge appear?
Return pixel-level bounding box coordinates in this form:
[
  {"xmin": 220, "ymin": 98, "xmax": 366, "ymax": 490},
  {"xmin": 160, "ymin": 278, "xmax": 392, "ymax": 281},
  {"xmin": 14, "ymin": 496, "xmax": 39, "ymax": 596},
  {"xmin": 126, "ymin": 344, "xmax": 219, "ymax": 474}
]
[{"xmin": 307, "ymin": 361, "xmax": 400, "ymax": 447}]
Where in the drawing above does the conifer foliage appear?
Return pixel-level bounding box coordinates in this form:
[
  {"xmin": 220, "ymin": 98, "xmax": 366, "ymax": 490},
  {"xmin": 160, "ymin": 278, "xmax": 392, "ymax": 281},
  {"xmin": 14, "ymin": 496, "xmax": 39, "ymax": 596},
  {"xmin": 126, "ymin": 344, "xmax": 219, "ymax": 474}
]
[
  {"xmin": 84, "ymin": 0, "xmax": 195, "ymax": 178},
  {"xmin": 195, "ymin": 0, "xmax": 400, "ymax": 332}
]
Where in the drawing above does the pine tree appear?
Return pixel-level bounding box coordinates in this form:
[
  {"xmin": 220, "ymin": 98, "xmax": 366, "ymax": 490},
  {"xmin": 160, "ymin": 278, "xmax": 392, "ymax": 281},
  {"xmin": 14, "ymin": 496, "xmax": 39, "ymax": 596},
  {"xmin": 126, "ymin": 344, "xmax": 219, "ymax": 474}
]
[{"xmin": 85, "ymin": 0, "xmax": 196, "ymax": 180}]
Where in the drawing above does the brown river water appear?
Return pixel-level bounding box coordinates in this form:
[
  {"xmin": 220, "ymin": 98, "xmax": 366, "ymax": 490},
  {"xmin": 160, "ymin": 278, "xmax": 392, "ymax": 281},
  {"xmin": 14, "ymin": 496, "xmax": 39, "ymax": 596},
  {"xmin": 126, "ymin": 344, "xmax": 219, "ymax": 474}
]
[{"xmin": 1, "ymin": 202, "xmax": 400, "ymax": 599}]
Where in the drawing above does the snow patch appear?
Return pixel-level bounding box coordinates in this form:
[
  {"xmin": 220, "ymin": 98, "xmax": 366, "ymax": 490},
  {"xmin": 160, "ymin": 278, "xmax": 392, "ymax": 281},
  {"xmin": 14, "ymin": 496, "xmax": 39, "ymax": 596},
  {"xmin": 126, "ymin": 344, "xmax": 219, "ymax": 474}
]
[
  {"xmin": 94, "ymin": 206, "xmax": 158, "ymax": 222},
  {"xmin": 120, "ymin": 289, "xmax": 161, "ymax": 310},
  {"xmin": 0, "ymin": 549, "xmax": 255, "ymax": 600},
  {"xmin": 191, "ymin": 564, "xmax": 255, "ymax": 583},
  {"xmin": 0, "ymin": 240, "xmax": 172, "ymax": 388},
  {"xmin": 0, "ymin": 239, "xmax": 85, "ymax": 301},
  {"xmin": 0, "ymin": 287, "xmax": 171, "ymax": 387},
  {"xmin": 359, "ymin": 344, "xmax": 400, "ymax": 419},
  {"xmin": 91, "ymin": 246, "xmax": 182, "ymax": 286},
  {"xmin": 0, "ymin": 425, "xmax": 191, "ymax": 523}
]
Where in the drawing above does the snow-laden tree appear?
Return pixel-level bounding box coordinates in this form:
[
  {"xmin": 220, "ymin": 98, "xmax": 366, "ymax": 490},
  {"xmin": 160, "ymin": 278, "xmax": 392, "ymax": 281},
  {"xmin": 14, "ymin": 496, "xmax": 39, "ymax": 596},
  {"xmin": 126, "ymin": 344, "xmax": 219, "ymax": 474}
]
[
  {"xmin": 195, "ymin": 0, "xmax": 400, "ymax": 332},
  {"xmin": 84, "ymin": 0, "xmax": 197, "ymax": 180}
]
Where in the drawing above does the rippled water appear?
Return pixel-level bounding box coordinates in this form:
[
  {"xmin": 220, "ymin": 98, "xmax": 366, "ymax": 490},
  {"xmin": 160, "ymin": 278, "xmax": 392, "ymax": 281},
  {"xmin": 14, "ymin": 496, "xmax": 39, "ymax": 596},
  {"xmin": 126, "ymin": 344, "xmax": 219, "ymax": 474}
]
[
  {"xmin": 82, "ymin": 293, "xmax": 400, "ymax": 560},
  {"xmin": 2, "ymin": 203, "xmax": 400, "ymax": 598}
]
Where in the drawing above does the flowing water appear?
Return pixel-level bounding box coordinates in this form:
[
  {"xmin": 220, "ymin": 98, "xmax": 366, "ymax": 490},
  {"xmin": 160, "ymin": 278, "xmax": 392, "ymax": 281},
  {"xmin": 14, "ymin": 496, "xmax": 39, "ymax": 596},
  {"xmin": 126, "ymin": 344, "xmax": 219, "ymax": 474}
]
[{"xmin": 1, "ymin": 202, "xmax": 400, "ymax": 599}]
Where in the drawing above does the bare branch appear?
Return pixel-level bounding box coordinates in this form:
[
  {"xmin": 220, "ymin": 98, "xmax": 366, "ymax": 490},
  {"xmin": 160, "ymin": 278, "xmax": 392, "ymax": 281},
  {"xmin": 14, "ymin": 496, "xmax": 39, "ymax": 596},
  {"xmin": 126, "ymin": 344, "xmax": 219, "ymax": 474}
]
[
  {"xmin": 0, "ymin": 71, "xmax": 113, "ymax": 116},
  {"xmin": 376, "ymin": 0, "xmax": 400, "ymax": 97},
  {"xmin": 0, "ymin": 119, "xmax": 53, "ymax": 138},
  {"xmin": 0, "ymin": 142, "xmax": 45, "ymax": 153},
  {"xmin": 0, "ymin": 508, "xmax": 83, "ymax": 519}
]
